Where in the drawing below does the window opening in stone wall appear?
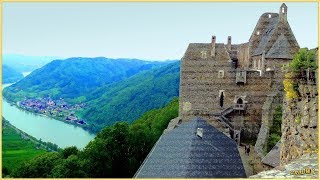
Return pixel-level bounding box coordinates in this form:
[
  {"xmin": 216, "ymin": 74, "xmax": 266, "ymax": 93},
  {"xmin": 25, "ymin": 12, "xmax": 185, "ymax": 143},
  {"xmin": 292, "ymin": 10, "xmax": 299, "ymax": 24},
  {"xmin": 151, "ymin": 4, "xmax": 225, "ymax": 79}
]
[
  {"xmin": 237, "ymin": 98, "xmax": 243, "ymax": 104},
  {"xmin": 256, "ymin": 31, "xmax": 260, "ymax": 35},
  {"xmin": 218, "ymin": 70, "xmax": 224, "ymax": 78},
  {"xmin": 201, "ymin": 51, "xmax": 207, "ymax": 59},
  {"xmin": 282, "ymin": 7, "xmax": 285, "ymax": 13},
  {"xmin": 232, "ymin": 59, "xmax": 238, "ymax": 69},
  {"xmin": 266, "ymin": 29, "xmax": 272, "ymax": 34},
  {"xmin": 268, "ymin": 14, "xmax": 272, "ymax": 18},
  {"xmin": 219, "ymin": 91, "xmax": 224, "ymax": 107}
]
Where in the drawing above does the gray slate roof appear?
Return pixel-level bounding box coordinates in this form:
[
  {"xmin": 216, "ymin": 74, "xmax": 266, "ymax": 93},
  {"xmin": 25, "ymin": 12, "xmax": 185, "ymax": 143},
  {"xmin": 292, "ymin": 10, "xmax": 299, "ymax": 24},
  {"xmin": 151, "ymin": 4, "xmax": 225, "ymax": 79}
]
[
  {"xmin": 261, "ymin": 141, "xmax": 280, "ymax": 167},
  {"xmin": 253, "ymin": 14, "xmax": 279, "ymax": 56},
  {"xmin": 134, "ymin": 118, "xmax": 246, "ymax": 178},
  {"xmin": 266, "ymin": 34, "xmax": 292, "ymax": 59}
]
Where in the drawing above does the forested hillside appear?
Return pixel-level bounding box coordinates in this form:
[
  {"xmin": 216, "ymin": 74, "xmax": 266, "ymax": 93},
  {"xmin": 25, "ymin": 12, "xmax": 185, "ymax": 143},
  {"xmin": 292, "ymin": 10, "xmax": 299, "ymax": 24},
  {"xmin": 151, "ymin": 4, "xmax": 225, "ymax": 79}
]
[{"xmin": 80, "ymin": 61, "xmax": 180, "ymax": 131}]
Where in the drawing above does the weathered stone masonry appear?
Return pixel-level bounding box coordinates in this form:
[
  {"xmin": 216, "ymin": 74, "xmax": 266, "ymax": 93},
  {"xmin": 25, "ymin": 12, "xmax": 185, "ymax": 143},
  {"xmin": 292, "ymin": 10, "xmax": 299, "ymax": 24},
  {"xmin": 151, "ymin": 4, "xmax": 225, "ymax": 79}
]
[
  {"xmin": 280, "ymin": 81, "xmax": 318, "ymax": 165},
  {"xmin": 179, "ymin": 3, "xmax": 299, "ymax": 142}
]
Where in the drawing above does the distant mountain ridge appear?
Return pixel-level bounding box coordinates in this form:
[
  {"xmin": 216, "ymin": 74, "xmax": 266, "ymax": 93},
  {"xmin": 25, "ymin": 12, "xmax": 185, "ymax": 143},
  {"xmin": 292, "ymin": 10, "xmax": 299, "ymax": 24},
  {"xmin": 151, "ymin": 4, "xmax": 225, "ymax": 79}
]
[
  {"xmin": 3, "ymin": 57, "xmax": 175, "ymax": 103},
  {"xmin": 3, "ymin": 54, "xmax": 178, "ymax": 73},
  {"xmin": 2, "ymin": 65, "xmax": 24, "ymax": 84},
  {"xmin": 3, "ymin": 54, "xmax": 60, "ymax": 73}
]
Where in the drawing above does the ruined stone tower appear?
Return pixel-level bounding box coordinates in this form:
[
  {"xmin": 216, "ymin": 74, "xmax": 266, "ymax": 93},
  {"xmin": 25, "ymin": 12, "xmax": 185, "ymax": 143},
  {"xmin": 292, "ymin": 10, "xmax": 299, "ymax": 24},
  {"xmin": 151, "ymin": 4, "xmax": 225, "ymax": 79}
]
[{"xmin": 179, "ymin": 3, "xmax": 299, "ymax": 141}]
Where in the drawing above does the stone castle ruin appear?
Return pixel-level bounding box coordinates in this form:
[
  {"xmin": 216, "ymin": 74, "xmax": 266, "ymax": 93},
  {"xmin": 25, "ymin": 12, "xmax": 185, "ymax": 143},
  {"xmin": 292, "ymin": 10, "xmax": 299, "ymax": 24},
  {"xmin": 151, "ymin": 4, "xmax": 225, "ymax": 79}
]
[
  {"xmin": 179, "ymin": 3, "xmax": 300, "ymax": 143},
  {"xmin": 136, "ymin": 3, "xmax": 318, "ymax": 178}
]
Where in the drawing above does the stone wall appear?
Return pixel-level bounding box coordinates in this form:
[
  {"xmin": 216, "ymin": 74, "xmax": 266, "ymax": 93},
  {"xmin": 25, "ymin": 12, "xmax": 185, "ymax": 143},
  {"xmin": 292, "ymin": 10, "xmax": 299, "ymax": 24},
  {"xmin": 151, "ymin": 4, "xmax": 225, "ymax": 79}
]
[
  {"xmin": 179, "ymin": 43, "xmax": 276, "ymax": 140},
  {"xmin": 265, "ymin": 58, "xmax": 291, "ymax": 91},
  {"xmin": 280, "ymin": 82, "xmax": 318, "ymax": 165},
  {"xmin": 254, "ymin": 92, "xmax": 282, "ymax": 158},
  {"xmin": 249, "ymin": 57, "xmax": 290, "ymax": 92},
  {"xmin": 237, "ymin": 42, "xmax": 250, "ymax": 69},
  {"xmin": 250, "ymin": 153, "xmax": 318, "ymax": 178}
]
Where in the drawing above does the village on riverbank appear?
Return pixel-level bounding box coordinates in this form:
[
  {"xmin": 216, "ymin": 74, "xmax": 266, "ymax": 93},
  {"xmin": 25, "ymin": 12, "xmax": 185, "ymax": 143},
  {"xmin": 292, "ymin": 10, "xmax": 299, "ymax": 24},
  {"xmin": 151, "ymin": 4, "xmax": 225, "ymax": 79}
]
[{"xmin": 18, "ymin": 97, "xmax": 87, "ymax": 125}]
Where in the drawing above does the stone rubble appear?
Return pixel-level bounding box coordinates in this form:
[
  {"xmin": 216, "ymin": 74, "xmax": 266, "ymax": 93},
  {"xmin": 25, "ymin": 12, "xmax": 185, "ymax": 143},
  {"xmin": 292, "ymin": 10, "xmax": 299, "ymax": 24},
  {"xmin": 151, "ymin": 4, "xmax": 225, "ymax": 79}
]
[{"xmin": 250, "ymin": 153, "xmax": 318, "ymax": 178}]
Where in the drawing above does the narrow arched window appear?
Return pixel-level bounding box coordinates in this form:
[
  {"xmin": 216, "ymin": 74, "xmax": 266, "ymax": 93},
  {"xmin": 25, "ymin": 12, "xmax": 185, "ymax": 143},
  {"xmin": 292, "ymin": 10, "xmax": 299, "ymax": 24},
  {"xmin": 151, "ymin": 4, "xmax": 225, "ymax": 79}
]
[{"xmin": 237, "ymin": 98, "xmax": 243, "ymax": 104}]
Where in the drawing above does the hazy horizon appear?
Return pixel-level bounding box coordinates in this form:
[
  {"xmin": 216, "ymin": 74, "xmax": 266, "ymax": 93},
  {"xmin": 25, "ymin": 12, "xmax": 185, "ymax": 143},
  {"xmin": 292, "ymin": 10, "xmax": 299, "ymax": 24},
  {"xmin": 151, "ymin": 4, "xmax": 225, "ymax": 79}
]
[
  {"xmin": 3, "ymin": 54, "xmax": 180, "ymax": 62},
  {"xmin": 3, "ymin": 2, "xmax": 318, "ymax": 60}
]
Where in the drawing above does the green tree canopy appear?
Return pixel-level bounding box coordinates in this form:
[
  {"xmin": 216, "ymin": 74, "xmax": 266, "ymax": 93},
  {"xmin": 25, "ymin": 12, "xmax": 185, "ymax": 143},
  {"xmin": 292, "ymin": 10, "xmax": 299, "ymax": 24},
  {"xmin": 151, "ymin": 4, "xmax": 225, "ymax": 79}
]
[{"xmin": 289, "ymin": 48, "xmax": 317, "ymax": 71}]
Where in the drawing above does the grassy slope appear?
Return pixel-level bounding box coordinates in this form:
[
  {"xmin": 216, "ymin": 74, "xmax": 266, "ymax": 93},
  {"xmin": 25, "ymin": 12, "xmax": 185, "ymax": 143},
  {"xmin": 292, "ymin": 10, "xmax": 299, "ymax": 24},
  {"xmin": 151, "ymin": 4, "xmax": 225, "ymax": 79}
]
[{"xmin": 2, "ymin": 121, "xmax": 47, "ymax": 175}]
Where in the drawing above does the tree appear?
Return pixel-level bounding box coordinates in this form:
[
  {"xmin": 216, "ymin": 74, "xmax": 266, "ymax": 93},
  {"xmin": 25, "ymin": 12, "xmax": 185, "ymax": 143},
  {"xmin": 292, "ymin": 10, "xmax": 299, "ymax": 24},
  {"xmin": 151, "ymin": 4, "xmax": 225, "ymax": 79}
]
[
  {"xmin": 289, "ymin": 48, "xmax": 317, "ymax": 71},
  {"xmin": 80, "ymin": 138, "xmax": 112, "ymax": 177},
  {"xmin": 109, "ymin": 123, "xmax": 130, "ymax": 177},
  {"xmin": 11, "ymin": 152, "xmax": 62, "ymax": 178},
  {"xmin": 61, "ymin": 146, "xmax": 79, "ymax": 159},
  {"xmin": 51, "ymin": 155, "xmax": 87, "ymax": 178},
  {"xmin": 267, "ymin": 105, "xmax": 282, "ymax": 152}
]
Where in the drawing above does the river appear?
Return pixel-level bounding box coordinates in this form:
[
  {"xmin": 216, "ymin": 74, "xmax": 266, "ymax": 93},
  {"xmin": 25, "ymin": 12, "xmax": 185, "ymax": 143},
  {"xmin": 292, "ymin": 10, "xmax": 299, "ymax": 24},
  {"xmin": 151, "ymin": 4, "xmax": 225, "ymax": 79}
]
[{"xmin": 2, "ymin": 83, "xmax": 96, "ymax": 149}]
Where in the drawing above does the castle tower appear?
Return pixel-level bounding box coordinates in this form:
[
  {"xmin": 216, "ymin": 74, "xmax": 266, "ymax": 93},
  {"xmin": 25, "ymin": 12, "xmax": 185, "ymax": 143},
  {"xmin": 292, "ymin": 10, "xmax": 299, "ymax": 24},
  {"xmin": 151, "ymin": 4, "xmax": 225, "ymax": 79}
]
[
  {"xmin": 227, "ymin": 36, "xmax": 232, "ymax": 50},
  {"xmin": 211, "ymin": 36, "xmax": 216, "ymax": 57},
  {"xmin": 279, "ymin": 3, "xmax": 287, "ymax": 22}
]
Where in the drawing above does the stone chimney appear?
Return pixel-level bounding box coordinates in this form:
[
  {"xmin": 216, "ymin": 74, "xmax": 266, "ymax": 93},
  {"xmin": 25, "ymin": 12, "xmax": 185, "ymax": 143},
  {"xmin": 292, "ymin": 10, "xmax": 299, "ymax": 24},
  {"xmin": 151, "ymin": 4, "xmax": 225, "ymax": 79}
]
[
  {"xmin": 279, "ymin": 3, "xmax": 287, "ymax": 22},
  {"xmin": 227, "ymin": 36, "xmax": 232, "ymax": 50},
  {"xmin": 211, "ymin": 36, "xmax": 216, "ymax": 57},
  {"xmin": 196, "ymin": 128, "xmax": 203, "ymax": 138}
]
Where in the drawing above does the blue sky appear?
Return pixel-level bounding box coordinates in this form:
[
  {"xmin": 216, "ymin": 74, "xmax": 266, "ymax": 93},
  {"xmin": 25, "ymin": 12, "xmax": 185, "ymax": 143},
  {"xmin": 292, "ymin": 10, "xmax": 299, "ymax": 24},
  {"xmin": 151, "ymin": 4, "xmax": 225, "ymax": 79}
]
[{"xmin": 3, "ymin": 2, "xmax": 318, "ymax": 60}]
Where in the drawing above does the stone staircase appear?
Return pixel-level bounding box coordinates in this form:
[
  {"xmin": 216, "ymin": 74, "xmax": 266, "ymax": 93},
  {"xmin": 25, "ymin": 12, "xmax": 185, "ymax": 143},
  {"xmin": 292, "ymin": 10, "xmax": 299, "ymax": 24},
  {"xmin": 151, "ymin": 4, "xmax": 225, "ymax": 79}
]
[{"xmin": 212, "ymin": 106, "xmax": 234, "ymax": 130}]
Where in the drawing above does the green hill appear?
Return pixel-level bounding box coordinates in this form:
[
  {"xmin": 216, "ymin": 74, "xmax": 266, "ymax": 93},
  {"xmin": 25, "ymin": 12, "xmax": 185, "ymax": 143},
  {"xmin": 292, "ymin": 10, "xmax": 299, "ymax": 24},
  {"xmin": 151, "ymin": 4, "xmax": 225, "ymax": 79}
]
[
  {"xmin": 79, "ymin": 61, "xmax": 180, "ymax": 131},
  {"xmin": 3, "ymin": 57, "xmax": 173, "ymax": 103},
  {"xmin": 2, "ymin": 65, "xmax": 24, "ymax": 84}
]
